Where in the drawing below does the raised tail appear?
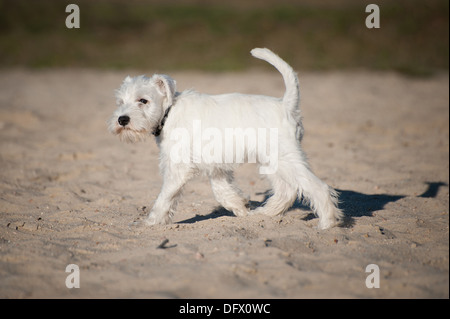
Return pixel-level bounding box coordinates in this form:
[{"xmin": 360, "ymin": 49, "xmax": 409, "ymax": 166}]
[
  {"xmin": 250, "ymin": 48, "xmax": 300, "ymax": 113},
  {"xmin": 251, "ymin": 48, "xmax": 303, "ymax": 140}
]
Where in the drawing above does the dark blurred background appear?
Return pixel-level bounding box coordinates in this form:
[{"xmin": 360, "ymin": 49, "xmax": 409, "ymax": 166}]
[{"xmin": 0, "ymin": 0, "xmax": 448, "ymax": 75}]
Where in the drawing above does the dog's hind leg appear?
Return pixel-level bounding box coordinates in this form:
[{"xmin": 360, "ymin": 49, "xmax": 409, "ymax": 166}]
[
  {"xmin": 250, "ymin": 160, "xmax": 298, "ymax": 217},
  {"xmin": 210, "ymin": 171, "xmax": 249, "ymax": 217},
  {"xmin": 294, "ymin": 164, "xmax": 343, "ymax": 229},
  {"xmin": 252, "ymin": 152, "xmax": 342, "ymax": 229},
  {"xmin": 281, "ymin": 151, "xmax": 342, "ymax": 229}
]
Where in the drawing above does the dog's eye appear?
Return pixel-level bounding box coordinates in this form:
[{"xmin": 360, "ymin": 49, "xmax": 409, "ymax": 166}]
[{"xmin": 139, "ymin": 98, "xmax": 148, "ymax": 104}]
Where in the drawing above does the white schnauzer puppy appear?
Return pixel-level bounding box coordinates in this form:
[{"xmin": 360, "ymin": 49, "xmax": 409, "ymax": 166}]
[{"xmin": 109, "ymin": 48, "xmax": 343, "ymax": 229}]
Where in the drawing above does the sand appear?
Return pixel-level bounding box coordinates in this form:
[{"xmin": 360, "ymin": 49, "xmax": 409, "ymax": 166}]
[{"xmin": 0, "ymin": 69, "xmax": 448, "ymax": 298}]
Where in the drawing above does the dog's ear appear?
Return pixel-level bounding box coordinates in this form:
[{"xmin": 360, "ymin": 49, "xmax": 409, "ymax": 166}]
[
  {"xmin": 123, "ymin": 76, "xmax": 133, "ymax": 84},
  {"xmin": 153, "ymin": 74, "xmax": 176, "ymax": 107}
]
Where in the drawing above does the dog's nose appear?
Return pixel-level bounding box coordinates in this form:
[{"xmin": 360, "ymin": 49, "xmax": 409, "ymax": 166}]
[{"xmin": 118, "ymin": 115, "xmax": 130, "ymax": 127}]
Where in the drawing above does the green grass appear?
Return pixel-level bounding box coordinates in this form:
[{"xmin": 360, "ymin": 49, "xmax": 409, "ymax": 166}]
[{"xmin": 0, "ymin": 0, "xmax": 448, "ymax": 75}]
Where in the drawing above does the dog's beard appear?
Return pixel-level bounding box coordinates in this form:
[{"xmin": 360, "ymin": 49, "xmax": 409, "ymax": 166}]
[
  {"xmin": 115, "ymin": 126, "xmax": 148, "ymax": 143},
  {"xmin": 108, "ymin": 120, "xmax": 148, "ymax": 143}
]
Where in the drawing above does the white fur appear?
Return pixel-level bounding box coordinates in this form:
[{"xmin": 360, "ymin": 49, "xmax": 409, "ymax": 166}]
[{"xmin": 108, "ymin": 48, "xmax": 343, "ymax": 229}]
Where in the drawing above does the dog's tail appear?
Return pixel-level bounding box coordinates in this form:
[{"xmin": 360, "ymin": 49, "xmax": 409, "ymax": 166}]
[{"xmin": 250, "ymin": 48, "xmax": 300, "ymax": 114}]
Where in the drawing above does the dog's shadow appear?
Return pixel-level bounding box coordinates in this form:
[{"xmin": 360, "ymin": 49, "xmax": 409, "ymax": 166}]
[{"xmin": 178, "ymin": 181, "xmax": 448, "ymax": 227}]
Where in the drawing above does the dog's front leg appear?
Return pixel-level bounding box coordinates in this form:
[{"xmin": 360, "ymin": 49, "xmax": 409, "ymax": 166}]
[{"xmin": 145, "ymin": 165, "xmax": 193, "ymax": 225}]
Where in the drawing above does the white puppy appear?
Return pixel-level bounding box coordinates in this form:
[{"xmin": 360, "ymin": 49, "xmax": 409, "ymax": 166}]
[{"xmin": 109, "ymin": 48, "xmax": 343, "ymax": 229}]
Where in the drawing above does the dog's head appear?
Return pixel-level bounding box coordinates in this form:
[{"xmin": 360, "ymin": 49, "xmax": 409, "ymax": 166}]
[{"xmin": 108, "ymin": 74, "xmax": 176, "ymax": 143}]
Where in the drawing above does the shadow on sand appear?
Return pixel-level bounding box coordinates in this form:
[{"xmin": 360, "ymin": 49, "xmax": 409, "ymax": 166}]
[{"xmin": 178, "ymin": 182, "xmax": 447, "ymax": 227}]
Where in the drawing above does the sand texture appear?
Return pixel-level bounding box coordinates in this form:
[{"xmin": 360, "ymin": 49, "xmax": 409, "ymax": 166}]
[{"xmin": 0, "ymin": 69, "xmax": 448, "ymax": 298}]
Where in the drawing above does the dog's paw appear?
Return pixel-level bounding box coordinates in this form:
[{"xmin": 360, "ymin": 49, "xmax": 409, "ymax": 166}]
[
  {"xmin": 248, "ymin": 206, "xmax": 279, "ymax": 217},
  {"xmin": 145, "ymin": 212, "xmax": 172, "ymax": 226},
  {"xmin": 317, "ymin": 217, "xmax": 340, "ymax": 230}
]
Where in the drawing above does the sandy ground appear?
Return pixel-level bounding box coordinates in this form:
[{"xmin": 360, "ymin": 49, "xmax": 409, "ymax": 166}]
[{"xmin": 0, "ymin": 69, "xmax": 448, "ymax": 298}]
